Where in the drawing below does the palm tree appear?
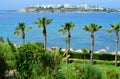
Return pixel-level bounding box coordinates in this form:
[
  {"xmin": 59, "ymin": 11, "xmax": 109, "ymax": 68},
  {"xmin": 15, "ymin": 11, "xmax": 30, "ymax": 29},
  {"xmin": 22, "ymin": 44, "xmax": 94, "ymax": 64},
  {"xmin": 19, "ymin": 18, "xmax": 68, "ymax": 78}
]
[
  {"xmin": 83, "ymin": 23, "xmax": 102, "ymax": 64},
  {"xmin": 58, "ymin": 22, "xmax": 75, "ymax": 52},
  {"xmin": 34, "ymin": 17, "xmax": 53, "ymax": 50},
  {"xmin": 107, "ymin": 23, "xmax": 120, "ymax": 66},
  {"xmin": 14, "ymin": 22, "xmax": 26, "ymax": 44},
  {"xmin": 81, "ymin": 48, "xmax": 89, "ymax": 60}
]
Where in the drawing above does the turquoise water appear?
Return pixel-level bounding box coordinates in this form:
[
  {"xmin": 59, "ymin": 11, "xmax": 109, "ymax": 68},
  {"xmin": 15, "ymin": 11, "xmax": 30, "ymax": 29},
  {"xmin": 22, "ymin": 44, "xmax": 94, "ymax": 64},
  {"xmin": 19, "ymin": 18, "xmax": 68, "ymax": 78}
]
[{"xmin": 0, "ymin": 11, "xmax": 120, "ymax": 51}]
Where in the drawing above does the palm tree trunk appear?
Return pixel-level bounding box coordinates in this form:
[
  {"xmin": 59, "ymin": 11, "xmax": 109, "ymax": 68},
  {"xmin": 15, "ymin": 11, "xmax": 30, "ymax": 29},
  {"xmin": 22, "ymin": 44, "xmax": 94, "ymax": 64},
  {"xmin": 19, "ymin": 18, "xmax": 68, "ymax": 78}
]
[
  {"xmin": 91, "ymin": 33, "xmax": 94, "ymax": 64},
  {"xmin": 43, "ymin": 27, "xmax": 47, "ymax": 50},
  {"xmin": 68, "ymin": 31, "xmax": 71, "ymax": 52},
  {"xmin": 115, "ymin": 32, "xmax": 119, "ymax": 66},
  {"xmin": 23, "ymin": 38, "xmax": 25, "ymax": 44},
  {"xmin": 22, "ymin": 31, "xmax": 25, "ymax": 44}
]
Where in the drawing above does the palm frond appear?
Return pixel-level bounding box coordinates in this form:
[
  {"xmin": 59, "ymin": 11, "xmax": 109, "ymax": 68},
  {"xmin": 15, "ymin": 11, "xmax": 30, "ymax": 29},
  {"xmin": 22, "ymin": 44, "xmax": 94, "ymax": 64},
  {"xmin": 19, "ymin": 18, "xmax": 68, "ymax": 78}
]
[
  {"xmin": 110, "ymin": 24, "xmax": 114, "ymax": 28},
  {"xmin": 83, "ymin": 26, "xmax": 89, "ymax": 32},
  {"xmin": 59, "ymin": 22, "xmax": 75, "ymax": 35},
  {"xmin": 14, "ymin": 31, "xmax": 21, "ymax": 36},
  {"xmin": 14, "ymin": 22, "xmax": 26, "ymax": 37},
  {"xmin": 27, "ymin": 27, "xmax": 32, "ymax": 31},
  {"xmin": 95, "ymin": 26, "xmax": 102, "ymax": 31},
  {"xmin": 47, "ymin": 19, "xmax": 53, "ymax": 25},
  {"xmin": 106, "ymin": 29, "xmax": 114, "ymax": 33},
  {"xmin": 33, "ymin": 22, "xmax": 39, "ymax": 24},
  {"xmin": 109, "ymin": 23, "xmax": 120, "ymax": 33},
  {"xmin": 83, "ymin": 23, "xmax": 102, "ymax": 33},
  {"xmin": 58, "ymin": 29, "xmax": 67, "ymax": 35},
  {"xmin": 69, "ymin": 22, "xmax": 75, "ymax": 30},
  {"xmin": 34, "ymin": 17, "xmax": 52, "ymax": 29},
  {"xmin": 15, "ymin": 26, "xmax": 20, "ymax": 30}
]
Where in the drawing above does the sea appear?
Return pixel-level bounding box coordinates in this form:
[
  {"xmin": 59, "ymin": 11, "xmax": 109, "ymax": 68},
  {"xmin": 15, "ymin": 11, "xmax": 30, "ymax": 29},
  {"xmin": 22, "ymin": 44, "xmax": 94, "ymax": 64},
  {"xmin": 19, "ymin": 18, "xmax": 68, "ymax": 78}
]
[{"xmin": 0, "ymin": 11, "xmax": 120, "ymax": 51}]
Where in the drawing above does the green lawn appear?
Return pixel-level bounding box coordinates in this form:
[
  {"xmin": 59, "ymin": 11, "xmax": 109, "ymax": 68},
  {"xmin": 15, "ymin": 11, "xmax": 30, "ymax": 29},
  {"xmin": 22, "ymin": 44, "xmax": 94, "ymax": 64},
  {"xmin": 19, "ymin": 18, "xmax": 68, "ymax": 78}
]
[{"xmin": 59, "ymin": 62, "xmax": 120, "ymax": 79}]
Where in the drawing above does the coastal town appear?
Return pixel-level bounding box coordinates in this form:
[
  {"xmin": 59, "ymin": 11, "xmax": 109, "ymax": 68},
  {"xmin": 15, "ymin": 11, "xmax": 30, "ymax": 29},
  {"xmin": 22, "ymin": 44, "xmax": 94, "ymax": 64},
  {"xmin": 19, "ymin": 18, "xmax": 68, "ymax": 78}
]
[{"xmin": 19, "ymin": 4, "xmax": 120, "ymax": 12}]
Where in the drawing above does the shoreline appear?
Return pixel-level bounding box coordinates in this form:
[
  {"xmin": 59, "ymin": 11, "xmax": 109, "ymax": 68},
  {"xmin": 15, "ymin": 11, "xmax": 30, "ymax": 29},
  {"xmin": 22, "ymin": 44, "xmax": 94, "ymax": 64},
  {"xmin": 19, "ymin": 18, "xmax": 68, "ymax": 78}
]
[
  {"xmin": 47, "ymin": 46, "xmax": 120, "ymax": 54},
  {"xmin": 1, "ymin": 10, "xmax": 120, "ymax": 13},
  {"xmin": 17, "ymin": 11, "xmax": 120, "ymax": 13}
]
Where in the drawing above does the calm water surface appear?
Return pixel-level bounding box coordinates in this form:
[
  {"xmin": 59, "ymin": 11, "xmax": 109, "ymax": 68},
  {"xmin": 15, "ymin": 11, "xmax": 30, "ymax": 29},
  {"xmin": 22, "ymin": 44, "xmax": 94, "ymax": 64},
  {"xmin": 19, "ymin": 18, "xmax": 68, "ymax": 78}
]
[{"xmin": 0, "ymin": 11, "xmax": 120, "ymax": 51}]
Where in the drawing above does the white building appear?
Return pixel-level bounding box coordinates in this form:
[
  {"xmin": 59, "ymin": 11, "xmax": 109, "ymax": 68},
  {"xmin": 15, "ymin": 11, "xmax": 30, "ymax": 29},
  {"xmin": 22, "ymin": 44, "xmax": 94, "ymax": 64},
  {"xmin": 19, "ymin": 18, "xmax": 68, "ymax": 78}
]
[{"xmin": 62, "ymin": 4, "xmax": 74, "ymax": 8}]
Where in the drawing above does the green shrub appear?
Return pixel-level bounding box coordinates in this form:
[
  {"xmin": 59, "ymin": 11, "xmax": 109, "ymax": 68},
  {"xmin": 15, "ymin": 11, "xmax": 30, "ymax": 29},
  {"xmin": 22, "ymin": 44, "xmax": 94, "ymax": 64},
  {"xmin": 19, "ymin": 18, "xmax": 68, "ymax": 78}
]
[
  {"xmin": 0, "ymin": 36, "xmax": 4, "ymax": 42},
  {"xmin": 69, "ymin": 53, "xmax": 90, "ymax": 59},
  {"xmin": 0, "ymin": 42, "xmax": 16, "ymax": 78},
  {"xmin": 69, "ymin": 59, "xmax": 90, "ymax": 64},
  {"xmin": 93, "ymin": 60, "xmax": 115, "ymax": 65},
  {"xmin": 41, "ymin": 67, "xmax": 65, "ymax": 79},
  {"xmin": 69, "ymin": 59, "xmax": 120, "ymax": 66},
  {"xmin": 93, "ymin": 53, "xmax": 115, "ymax": 61},
  {"xmin": 69, "ymin": 52, "xmax": 120, "ymax": 61},
  {"xmin": 16, "ymin": 42, "xmax": 44, "ymax": 78},
  {"xmin": 7, "ymin": 38, "xmax": 16, "ymax": 53},
  {"xmin": 16, "ymin": 42, "xmax": 62, "ymax": 78},
  {"xmin": 106, "ymin": 69, "xmax": 119, "ymax": 79},
  {"xmin": 0, "ymin": 53, "xmax": 7, "ymax": 78},
  {"xmin": 60, "ymin": 63, "xmax": 102, "ymax": 79},
  {"xmin": 77, "ymin": 64, "xmax": 102, "ymax": 79}
]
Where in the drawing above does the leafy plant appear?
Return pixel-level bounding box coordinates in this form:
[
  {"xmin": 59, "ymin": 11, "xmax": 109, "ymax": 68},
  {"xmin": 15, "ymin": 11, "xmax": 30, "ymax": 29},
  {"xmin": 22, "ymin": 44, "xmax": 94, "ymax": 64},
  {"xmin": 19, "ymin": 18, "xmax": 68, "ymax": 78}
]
[
  {"xmin": 16, "ymin": 42, "xmax": 61, "ymax": 78},
  {"xmin": 0, "ymin": 36, "xmax": 4, "ymax": 42},
  {"xmin": 106, "ymin": 69, "xmax": 119, "ymax": 79},
  {"xmin": 0, "ymin": 42, "xmax": 16, "ymax": 78}
]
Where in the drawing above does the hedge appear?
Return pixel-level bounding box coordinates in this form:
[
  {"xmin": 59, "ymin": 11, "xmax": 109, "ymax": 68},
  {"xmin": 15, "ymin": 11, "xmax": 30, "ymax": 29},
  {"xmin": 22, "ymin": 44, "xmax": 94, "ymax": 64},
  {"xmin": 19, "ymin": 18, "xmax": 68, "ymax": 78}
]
[
  {"xmin": 69, "ymin": 52, "xmax": 120, "ymax": 61},
  {"xmin": 69, "ymin": 59, "xmax": 120, "ymax": 66}
]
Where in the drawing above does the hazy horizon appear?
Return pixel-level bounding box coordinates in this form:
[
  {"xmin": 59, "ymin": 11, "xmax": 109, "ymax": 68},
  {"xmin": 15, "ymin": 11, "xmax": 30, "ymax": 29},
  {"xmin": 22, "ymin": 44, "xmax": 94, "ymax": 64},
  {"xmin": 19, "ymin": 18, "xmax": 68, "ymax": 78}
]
[{"xmin": 0, "ymin": 0, "xmax": 120, "ymax": 10}]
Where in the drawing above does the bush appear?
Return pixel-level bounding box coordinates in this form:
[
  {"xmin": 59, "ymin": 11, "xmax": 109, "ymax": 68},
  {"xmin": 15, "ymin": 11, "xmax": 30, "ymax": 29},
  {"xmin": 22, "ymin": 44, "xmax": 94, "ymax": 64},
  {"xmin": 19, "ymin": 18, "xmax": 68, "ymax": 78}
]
[
  {"xmin": 7, "ymin": 38, "xmax": 16, "ymax": 53},
  {"xmin": 60, "ymin": 63, "xmax": 102, "ymax": 79},
  {"xmin": 69, "ymin": 53, "xmax": 90, "ymax": 59},
  {"xmin": 69, "ymin": 59, "xmax": 120, "ymax": 66},
  {"xmin": 16, "ymin": 42, "xmax": 62, "ymax": 78},
  {"xmin": 0, "ymin": 42, "xmax": 16, "ymax": 78},
  {"xmin": 93, "ymin": 53, "xmax": 115, "ymax": 61},
  {"xmin": 0, "ymin": 53, "xmax": 7, "ymax": 78},
  {"xmin": 69, "ymin": 59, "xmax": 90, "ymax": 64},
  {"xmin": 16, "ymin": 42, "xmax": 44, "ymax": 78},
  {"xmin": 93, "ymin": 60, "xmax": 115, "ymax": 65},
  {"xmin": 80, "ymin": 64, "xmax": 102, "ymax": 79},
  {"xmin": 69, "ymin": 52, "xmax": 120, "ymax": 61},
  {"xmin": 106, "ymin": 69, "xmax": 119, "ymax": 79}
]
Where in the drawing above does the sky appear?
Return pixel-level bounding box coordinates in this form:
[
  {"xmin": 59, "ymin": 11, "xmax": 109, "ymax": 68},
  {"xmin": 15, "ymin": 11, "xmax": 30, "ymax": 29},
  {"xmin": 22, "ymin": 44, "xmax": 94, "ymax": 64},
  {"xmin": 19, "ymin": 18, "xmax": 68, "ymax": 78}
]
[{"xmin": 0, "ymin": 0, "xmax": 120, "ymax": 10}]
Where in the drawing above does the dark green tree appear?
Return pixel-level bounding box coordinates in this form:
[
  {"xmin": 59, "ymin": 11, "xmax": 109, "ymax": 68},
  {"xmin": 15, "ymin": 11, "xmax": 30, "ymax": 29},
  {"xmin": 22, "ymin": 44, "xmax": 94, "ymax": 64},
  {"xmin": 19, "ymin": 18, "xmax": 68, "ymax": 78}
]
[
  {"xmin": 14, "ymin": 22, "xmax": 32, "ymax": 44},
  {"xmin": 107, "ymin": 23, "xmax": 120, "ymax": 66},
  {"xmin": 58, "ymin": 22, "xmax": 75, "ymax": 52},
  {"xmin": 83, "ymin": 23, "xmax": 102, "ymax": 64},
  {"xmin": 34, "ymin": 17, "xmax": 53, "ymax": 50}
]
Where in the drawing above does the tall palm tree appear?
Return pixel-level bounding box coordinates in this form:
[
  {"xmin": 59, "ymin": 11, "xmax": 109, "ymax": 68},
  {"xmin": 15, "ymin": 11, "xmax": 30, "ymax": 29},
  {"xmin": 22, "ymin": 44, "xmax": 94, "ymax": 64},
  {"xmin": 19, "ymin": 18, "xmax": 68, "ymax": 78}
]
[
  {"xmin": 14, "ymin": 22, "xmax": 26, "ymax": 44},
  {"xmin": 34, "ymin": 17, "xmax": 53, "ymax": 50},
  {"xmin": 83, "ymin": 23, "xmax": 102, "ymax": 64},
  {"xmin": 107, "ymin": 23, "xmax": 120, "ymax": 66},
  {"xmin": 58, "ymin": 22, "xmax": 75, "ymax": 52}
]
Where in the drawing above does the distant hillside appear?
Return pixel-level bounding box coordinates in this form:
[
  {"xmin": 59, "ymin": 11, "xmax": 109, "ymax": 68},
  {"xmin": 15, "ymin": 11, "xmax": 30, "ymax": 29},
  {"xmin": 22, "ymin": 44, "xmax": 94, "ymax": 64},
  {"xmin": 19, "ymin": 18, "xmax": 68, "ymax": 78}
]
[{"xmin": 19, "ymin": 4, "xmax": 120, "ymax": 13}]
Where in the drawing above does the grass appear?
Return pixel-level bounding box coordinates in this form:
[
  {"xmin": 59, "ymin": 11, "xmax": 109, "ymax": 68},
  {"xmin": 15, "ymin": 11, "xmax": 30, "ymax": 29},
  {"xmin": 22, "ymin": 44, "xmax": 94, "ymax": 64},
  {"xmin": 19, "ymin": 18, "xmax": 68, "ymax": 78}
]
[
  {"xmin": 95, "ymin": 64, "xmax": 120, "ymax": 79},
  {"xmin": 69, "ymin": 58, "xmax": 120, "ymax": 66},
  {"xmin": 59, "ymin": 62, "xmax": 120, "ymax": 79}
]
